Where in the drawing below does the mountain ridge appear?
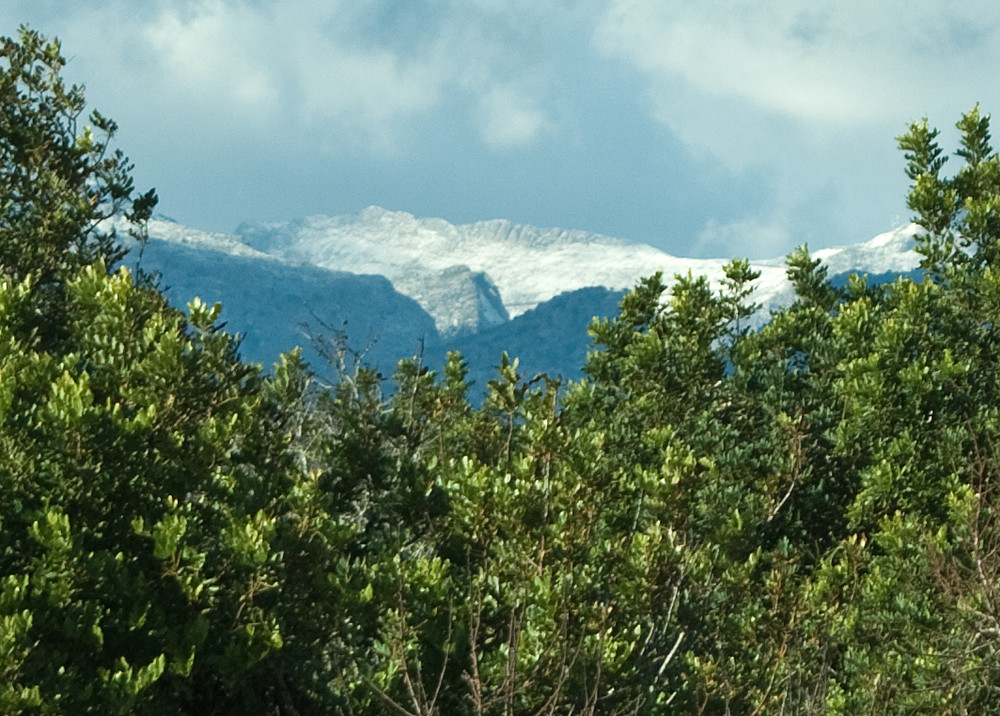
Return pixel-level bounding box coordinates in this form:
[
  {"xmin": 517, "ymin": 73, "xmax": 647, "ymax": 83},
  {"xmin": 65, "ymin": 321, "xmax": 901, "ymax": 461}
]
[{"xmin": 122, "ymin": 208, "xmax": 922, "ymax": 389}]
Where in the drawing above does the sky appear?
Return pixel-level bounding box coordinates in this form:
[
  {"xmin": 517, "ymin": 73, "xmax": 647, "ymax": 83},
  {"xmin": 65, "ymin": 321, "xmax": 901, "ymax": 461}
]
[{"xmin": 3, "ymin": 1, "xmax": 1000, "ymax": 259}]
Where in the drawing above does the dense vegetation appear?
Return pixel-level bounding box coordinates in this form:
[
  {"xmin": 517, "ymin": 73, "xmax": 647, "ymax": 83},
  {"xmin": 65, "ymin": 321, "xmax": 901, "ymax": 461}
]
[{"xmin": 5, "ymin": 26, "xmax": 1000, "ymax": 714}]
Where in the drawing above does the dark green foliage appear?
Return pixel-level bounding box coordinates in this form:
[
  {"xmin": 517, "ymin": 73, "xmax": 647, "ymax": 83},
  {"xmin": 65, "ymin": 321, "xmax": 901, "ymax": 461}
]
[
  {"xmin": 0, "ymin": 27, "xmax": 323, "ymax": 714},
  {"xmin": 0, "ymin": 27, "xmax": 156, "ymax": 276},
  {"xmin": 786, "ymin": 244, "xmax": 842, "ymax": 311},
  {"xmin": 11, "ymin": 24, "xmax": 1000, "ymax": 715}
]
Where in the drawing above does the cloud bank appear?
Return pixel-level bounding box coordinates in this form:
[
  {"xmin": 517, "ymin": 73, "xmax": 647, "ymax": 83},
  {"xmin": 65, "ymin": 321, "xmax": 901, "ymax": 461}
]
[{"xmin": 3, "ymin": 1, "xmax": 1000, "ymax": 259}]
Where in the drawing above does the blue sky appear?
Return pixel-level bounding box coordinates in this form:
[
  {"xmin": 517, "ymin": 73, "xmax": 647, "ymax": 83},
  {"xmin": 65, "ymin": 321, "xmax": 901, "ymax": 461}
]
[{"xmin": 4, "ymin": 1, "xmax": 1000, "ymax": 258}]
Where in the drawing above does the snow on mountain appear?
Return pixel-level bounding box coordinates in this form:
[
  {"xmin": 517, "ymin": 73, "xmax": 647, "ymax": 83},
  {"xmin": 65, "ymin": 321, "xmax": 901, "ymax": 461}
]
[
  {"xmin": 756, "ymin": 222, "xmax": 921, "ymax": 276},
  {"xmin": 136, "ymin": 217, "xmax": 273, "ymax": 260},
  {"xmin": 751, "ymin": 222, "xmax": 922, "ymax": 319},
  {"xmin": 234, "ymin": 206, "xmax": 731, "ymax": 324},
  {"xmin": 230, "ymin": 207, "xmax": 922, "ymax": 331},
  {"xmin": 121, "ymin": 217, "xmax": 437, "ymax": 380},
  {"xmin": 128, "ymin": 209, "xmax": 924, "ymax": 388},
  {"xmin": 392, "ymin": 265, "xmax": 509, "ymax": 336}
]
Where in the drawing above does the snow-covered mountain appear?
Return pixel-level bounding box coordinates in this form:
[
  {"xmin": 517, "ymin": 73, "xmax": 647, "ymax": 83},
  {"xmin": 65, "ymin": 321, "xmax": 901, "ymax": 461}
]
[{"xmin": 123, "ymin": 207, "xmax": 922, "ymax": 389}]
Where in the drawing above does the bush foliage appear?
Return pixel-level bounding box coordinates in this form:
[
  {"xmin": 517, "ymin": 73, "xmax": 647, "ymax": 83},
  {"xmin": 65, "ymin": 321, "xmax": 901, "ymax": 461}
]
[{"xmin": 5, "ymin": 25, "xmax": 1000, "ymax": 714}]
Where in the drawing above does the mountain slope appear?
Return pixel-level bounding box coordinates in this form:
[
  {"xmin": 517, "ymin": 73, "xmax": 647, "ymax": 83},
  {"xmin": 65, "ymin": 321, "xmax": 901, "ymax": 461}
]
[
  {"xmin": 234, "ymin": 207, "xmax": 920, "ymax": 325},
  {"xmin": 127, "ymin": 210, "xmax": 923, "ymax": 390},
  {"xmin": 124, "ymin": 226, "xmax": 438, "ymax": 382}
]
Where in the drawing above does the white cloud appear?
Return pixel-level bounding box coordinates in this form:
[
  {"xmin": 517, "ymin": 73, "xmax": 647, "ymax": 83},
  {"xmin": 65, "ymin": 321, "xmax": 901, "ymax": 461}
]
[
  {"xmin": 591, "ymin": 0, "xmax": 1000, "ymax": 251},
  {"xmin": 1, "ymin": 0, "xmax": 571, "ymax": 157},
  {"xmin": 87, "ymin": 0, "xmax": 566, "ymax": 155},
  {"xmin": 295, "ymin": 49, "xmax": 439, "ymax": 127},
  {"xmin": 477, "ymin": 85, "xmax": 550, "ymax": 149},
  {"xmin": 136, "ymin": 0, "xmax": 452, "ymax": 148},
  {"xmin": 8, "ymin": 0, "xmax": 978, "ymax": 256},
  {"xmin": 593, "ymin": 0, "xmax": 1000, "ymax": 176},
  {"xmin": 692, "ymin": 217, "xmax": 794, "ymax": 259},
  {"xmin": 144, "ymin": 2, "xmax": 282, "ymax": 115},
  {"xmin": 595, "ymin": 1, "xmax": 1000, "ymax": 127}
]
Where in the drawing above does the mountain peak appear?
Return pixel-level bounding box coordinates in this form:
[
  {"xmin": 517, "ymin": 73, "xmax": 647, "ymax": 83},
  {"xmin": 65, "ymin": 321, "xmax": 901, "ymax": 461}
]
[
  {"xmin": 141, "ymin": 208, "xmax": 922, "ymax": 351},
  {"xmin": 131, "ymin": 208, "xmax": 925, "ymax": 391},
  {"xmin": 356, "ymin": 205, "xmax": 415, "ymax": 223}
]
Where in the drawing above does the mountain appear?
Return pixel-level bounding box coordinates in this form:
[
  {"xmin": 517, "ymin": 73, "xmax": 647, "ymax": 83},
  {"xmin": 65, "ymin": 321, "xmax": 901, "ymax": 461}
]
[
  {"xmin": 121, "ymin": 208, "xmax": 922, "ymax": 391},
  {"xmin": 440, "ymin": 286, "xmax": 626, "ymax": 391}
]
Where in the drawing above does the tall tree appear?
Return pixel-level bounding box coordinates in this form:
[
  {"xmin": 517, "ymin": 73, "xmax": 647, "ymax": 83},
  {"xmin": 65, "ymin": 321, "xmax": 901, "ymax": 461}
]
[
  {"xmin": 0, "ymin": 26, "xmax": 156, "ymax": 280},
  {"xmin": 0, "ymin": 28, "xmax": 318, "ymax": 714}
]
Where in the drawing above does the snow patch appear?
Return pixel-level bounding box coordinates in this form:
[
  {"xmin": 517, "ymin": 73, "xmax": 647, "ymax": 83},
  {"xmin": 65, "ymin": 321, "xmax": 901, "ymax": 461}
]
[{"xmin": 140, "ymin": 207, "xmax": 923, "ymax": 348}]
